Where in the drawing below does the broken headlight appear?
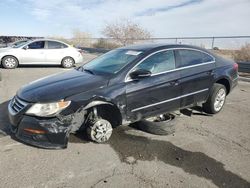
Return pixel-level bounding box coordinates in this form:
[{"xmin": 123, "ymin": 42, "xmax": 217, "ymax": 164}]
[{"xmin": 26, "ymin": 101, "xmax": 71, "ymax": 117}]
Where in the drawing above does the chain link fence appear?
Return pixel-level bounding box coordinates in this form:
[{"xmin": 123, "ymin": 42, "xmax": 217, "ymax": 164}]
[
  {"xmin": 1, "ymin": 35, "xmax": 250, "ymax": 50},
  {"xmin": 65, "ymin": 36, "xmax": 250, "ymax": 50}
]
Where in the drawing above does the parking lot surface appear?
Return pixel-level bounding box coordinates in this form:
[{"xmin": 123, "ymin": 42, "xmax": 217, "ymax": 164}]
[{"xmin": 0, "ymin": 53, "xmax": 250, "ymax": 188}]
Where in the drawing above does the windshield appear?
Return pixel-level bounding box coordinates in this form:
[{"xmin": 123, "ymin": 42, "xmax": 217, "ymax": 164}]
[
  {"xmin": 82, "ymin": 49, "xmax": 143, "ymax": 74},
  {"xmin": 13, "ymin": 40, "xmax": 31, "ymax": 48}
]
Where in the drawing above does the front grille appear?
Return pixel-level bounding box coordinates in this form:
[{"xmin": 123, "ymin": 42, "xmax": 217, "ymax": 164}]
[{"xmin": 10, "ymin": 96, "xmax": 28, "ymax": 114}]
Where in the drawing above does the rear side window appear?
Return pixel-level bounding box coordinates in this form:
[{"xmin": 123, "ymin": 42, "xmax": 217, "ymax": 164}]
[
  {"xmin": 47, "ymin": 41, "xmax": 67, "ymax": 49},
  {"xmin": 136, "ymin": 50, "xmax": 175, "ymax": 74},
  {"xmin": 28, "ymin": 41, "xmax": 45, "ymax": 49},
  {"xmin": 177, "ymin": 49, "xmax": 214, "ymax": 68}
]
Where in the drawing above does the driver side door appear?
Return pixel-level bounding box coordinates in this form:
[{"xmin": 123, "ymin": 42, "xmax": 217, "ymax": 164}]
[
  {"xmin": 125, "ymin": 50, "xmax": 181, "ymax": 120},
  {"xmin": 20, "ymin": 41, "xmax": 46, "ymax": 64}
]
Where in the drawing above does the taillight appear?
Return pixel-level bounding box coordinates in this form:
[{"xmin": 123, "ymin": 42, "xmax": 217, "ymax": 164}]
[{"xmin": 233, "ymin": 63, "xmax": 238, "ymax": 71}]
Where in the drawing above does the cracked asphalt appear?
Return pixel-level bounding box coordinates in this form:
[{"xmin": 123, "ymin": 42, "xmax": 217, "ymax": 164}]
[{"xmin": 0, "ymin": 53, "xmax": 250, "ymax": 188}]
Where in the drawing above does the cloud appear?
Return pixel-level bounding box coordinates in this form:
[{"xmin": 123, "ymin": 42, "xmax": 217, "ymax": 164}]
[
  {"xmin": 136, "ymin": 0, "xmax": 203, "ymax": 16},
  {"xmin": 31, "ymin": 8, "xmax": 51, "ymax": 20},
  {"xmin": 1, "ymin": 0, "xmax": 250, "ymax": 39}
]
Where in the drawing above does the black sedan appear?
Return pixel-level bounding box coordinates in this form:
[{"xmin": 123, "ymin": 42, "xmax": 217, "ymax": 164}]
[{"xmin": 8, "ymin": 44, "xmax": 238, "ymax": 149}]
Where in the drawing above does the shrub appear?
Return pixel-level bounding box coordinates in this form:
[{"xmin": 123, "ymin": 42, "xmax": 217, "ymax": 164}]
[
  {"xmin": 233, "ymin": 44, "xmax": 250, "ymax": 62},
  {"xmin": 93, "ymin": 38, "xmax": 120, "ymax": 49},
  {"xmin": 102, "ymin": 19, "xmax": 151, "ymax": 46}
]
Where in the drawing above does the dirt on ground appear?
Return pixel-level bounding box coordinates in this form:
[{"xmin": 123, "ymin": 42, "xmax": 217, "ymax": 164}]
[{"xmin": 0, "ymin": 53, "xmax": 250, "ymax": 188}]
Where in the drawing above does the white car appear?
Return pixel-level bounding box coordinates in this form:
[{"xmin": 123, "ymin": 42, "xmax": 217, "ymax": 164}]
[{"xmin": 0, "ymin": 39, "xmax": 83, "ymax": 69}]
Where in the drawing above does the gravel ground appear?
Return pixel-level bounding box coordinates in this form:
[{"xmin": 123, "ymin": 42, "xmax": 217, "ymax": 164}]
[{"xmin": 0, "ymin": 53, "xmax": 250, "ymax": 188}]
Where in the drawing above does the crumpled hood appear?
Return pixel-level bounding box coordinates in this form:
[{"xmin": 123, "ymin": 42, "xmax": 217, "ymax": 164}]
[{"xmin": 17, "ymin": 69, "xmax": 109, "ymax": 102}]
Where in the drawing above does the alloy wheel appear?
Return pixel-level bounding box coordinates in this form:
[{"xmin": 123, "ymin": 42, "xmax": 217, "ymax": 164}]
[
  {"xmin": 214, "ymin": 88, "xmax": 226, "ymax": 112},
  {"xmin": 4, "ymin": 57, "xmax": 17, "ymax": 68},
  {"xmin": 63, "ymin": 58, "xmax": 73, "ymax": 68}
]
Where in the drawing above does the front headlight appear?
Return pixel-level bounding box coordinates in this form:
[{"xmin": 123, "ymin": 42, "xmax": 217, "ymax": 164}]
[{"xmin": 26, "ymin": 101, "xmax": 71, "ymax": 117}]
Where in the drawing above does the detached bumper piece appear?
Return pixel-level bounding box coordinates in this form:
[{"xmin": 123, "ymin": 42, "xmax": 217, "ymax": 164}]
[{"xmin": 10, "ymin": 115, "xmax": 70, "ymax": 149}]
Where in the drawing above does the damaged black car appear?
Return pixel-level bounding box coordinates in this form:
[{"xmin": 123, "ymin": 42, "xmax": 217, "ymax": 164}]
[{"xmin": 8, "ymin": 44, "xmax": 238, "ymax": 149}]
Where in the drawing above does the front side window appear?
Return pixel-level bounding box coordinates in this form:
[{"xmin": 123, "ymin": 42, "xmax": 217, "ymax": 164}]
[
  {"xmin": 28, "ymin": 41, "xmax": 45, "ymax": 49},
  {"xmin": 82, "ymin": 49, "xmax": 143, "ymax": 74},
  {"xmin": 135, "ymin": 50, "xmax": 175, "ymax": 74},
  {"xmin": 48, "ymin": 41, "xmax": 67, "ymax": 49},
  {"xmin": 177, "ymin": 49, "xmax": 214, "ymax": 68}
]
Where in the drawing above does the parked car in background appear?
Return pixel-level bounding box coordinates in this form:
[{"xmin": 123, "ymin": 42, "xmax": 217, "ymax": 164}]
[
  {"xmin": 0, "ymin": 39, "xmax": 83, "ymax": 68},
  {"xmin": 8, "ymin": 44, "xmax": 238, "ymax": 149}
]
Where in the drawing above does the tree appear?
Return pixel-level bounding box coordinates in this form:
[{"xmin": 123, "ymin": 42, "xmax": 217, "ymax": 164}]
[
  {"xmin": 71, "ymin": 29, "xmax": 92, "ymax": 47},
  {"xmin": 102, "ymin": 19, "xmax": 151, "ymax": 46}
]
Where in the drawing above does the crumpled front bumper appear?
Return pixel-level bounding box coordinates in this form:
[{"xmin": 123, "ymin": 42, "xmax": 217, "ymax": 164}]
[{"xmin": 9, "ymin": 108, "xmax": 72, "ymax": 149}]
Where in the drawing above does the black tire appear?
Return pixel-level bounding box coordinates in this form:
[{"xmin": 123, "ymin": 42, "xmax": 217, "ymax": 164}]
[
  {"xmin": 133, "ymin": 114, "xmax": 176, "ymax": 135},
  {"xmin": 2, "ymin": 56, "xmax": 18, "ymax": 69},
  {"xmin": 61, "ymin": 57, "xmax": 74, "ymax": 68},
  {"xmin": 203, "ymin": 83, "xmax": 227, "ymax": 114}
]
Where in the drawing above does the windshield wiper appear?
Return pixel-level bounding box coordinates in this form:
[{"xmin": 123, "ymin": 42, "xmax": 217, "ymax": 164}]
[
  {"xmin": 83, "ymin": 68, "xmax": 95, "ymax": 75},
  {"xmin": 76, "ymin": 66, "xmax": 95, "ymax": 75}
]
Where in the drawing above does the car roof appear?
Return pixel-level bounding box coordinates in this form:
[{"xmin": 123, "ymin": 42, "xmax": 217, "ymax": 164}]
[
  {"xmin": 119, "ymin": 43, "xmax": 211, "ymax": 53},
  {"xmin": 28, "ymin": 38, "xmax": 70, "ymax": 46}
]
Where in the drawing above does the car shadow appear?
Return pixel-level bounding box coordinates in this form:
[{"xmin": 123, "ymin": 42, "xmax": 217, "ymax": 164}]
[
  {"xmin": 70, "ymin": 125, "xmax": 250, "ymax": 187},
  {"xmin": 113, "ymin": 126, "xmax": 249, "ymax": 187},
  {"xmin": 69, "ymin": 130, "xmax": 90, "ymax": 144},
  {"xmin": 0, "ymin": 64, "xmax": 82, "ymax": 69},
  {"xmin": 180, "ymin": 106, "xmax": 213, "ymax": 117}
]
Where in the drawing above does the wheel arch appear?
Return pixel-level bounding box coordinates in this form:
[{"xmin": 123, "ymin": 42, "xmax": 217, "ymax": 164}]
[
  {"xmin": 1, "ymin": 55, "xmax": 19, "ymax": 65},
  {"xmin": 83, "ymin": 100, "xmax": 123, "ymax": 128},
  {"xmin": 61, "ymin": 56, "xmax": 75, "ymax": 64},
  {"xmin": 215, "ymin": 77, "xmax": 231, "ymax": 95}
]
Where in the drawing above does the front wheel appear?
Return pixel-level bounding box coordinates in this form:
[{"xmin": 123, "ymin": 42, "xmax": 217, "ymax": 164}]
[
  {"xmin": 203, "ymin": 83, "xmax": 227, "ymax": 114},
  {"xmin": 61, "ymin": 57, "xmax": 74, "ymax": 68},
  {"xmin": 2, "ymin": 56, "xmax": 18, "ymax": 69},
  {"xmin": 87, "ymin": 118, "xmax": 113, "ymax": 143}
]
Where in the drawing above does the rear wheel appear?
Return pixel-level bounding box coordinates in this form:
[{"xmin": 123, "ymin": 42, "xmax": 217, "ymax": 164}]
[
  {"xmin": 2, "ymin": 56, "xmax": 18, "ymax": 69},
  {"xmin": 62, "ymin": 57, "xmax": 74, "ymax": 68},
  {"xmin": 203, "ymin": 83, "xmax": 227, "ymax": 114}
]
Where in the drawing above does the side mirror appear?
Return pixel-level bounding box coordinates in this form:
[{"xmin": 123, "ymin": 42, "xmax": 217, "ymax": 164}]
[
  {"xmin": 129, "ymin": 69, "xmax": 152, "ymax": 80},
  {"xmin": 23, "ymin": 46, "xmax": 29, "ymax": 50}
]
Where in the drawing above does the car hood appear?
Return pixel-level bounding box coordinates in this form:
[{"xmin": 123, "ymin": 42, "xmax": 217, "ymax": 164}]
[{"xmin": 17, "ymin": 69, "xmax": 109, "ymax": 103}]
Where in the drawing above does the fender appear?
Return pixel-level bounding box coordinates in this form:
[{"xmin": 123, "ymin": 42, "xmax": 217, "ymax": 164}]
[{"xmin": 82, "ymin": 100, "xmax": 114, "ymax": 110}]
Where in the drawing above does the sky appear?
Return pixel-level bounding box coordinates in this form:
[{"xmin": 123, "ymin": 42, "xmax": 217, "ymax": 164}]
[{"xmin": 0, "ymin": 0, "xmax": 250, "ymax": 38}]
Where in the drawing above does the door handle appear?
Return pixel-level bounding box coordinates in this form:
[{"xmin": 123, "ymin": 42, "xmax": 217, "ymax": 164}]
[
  {"xmin": 207, "ymin": 70, "xmax": 214, "ymax": 75},
  {"xmin": 170, "ymin": 80, "xmax": 179, "ymax": 86}
]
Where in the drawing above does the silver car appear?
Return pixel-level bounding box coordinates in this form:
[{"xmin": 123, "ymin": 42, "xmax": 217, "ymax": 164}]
[{"xmin": 0, "ymin": 39, "xmax": 83, "ymax": 69}]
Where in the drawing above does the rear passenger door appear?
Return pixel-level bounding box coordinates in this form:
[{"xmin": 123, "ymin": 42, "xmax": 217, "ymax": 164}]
[
  {"xmin": 175, "ymin": 49, "xmax": 215, "ymax": 108},
  {"xmin": 44, "ymin": 41, "xmax": 68, "ymax": 64}
]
